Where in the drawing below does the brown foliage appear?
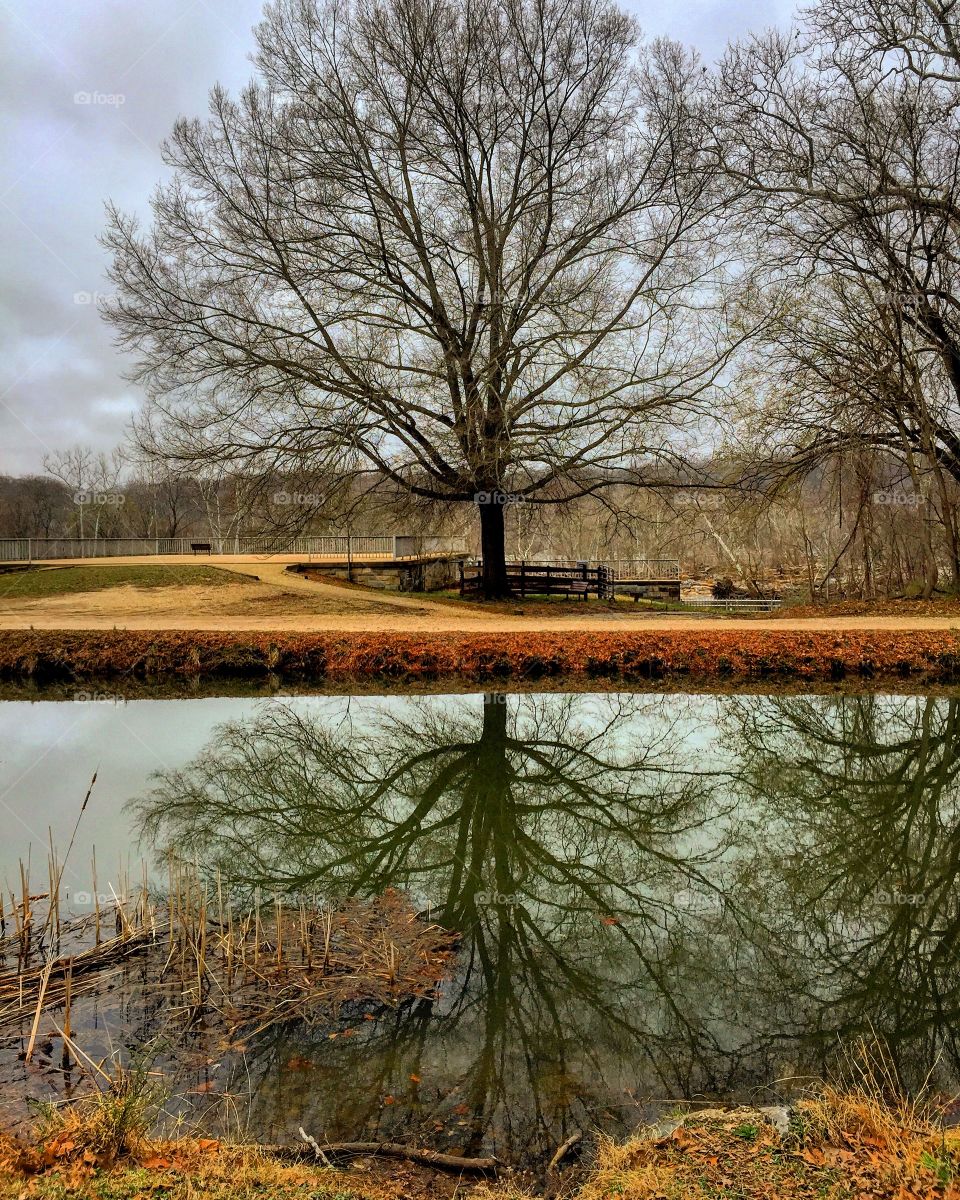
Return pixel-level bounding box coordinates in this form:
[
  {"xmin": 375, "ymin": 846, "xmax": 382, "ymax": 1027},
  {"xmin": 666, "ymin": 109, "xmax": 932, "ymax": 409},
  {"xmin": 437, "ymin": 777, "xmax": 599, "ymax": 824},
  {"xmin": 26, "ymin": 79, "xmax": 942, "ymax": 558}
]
[{"xmin": 0, "ymin": 629, "xmax": 959, "ymax": 685}]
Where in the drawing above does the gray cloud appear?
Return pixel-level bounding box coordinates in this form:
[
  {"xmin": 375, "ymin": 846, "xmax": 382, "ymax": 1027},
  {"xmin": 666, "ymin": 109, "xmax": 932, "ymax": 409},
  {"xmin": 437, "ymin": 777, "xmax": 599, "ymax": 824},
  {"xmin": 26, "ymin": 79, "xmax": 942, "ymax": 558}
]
[{"xmin": 0, "ymin": 0, "xmax": 793, "ymax": 476}]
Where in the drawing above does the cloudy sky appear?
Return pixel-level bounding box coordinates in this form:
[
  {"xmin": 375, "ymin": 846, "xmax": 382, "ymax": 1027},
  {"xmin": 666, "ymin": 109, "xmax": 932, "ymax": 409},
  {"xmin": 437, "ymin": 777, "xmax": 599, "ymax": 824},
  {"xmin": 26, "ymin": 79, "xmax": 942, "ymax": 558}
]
[{"xmin": 0, "ymin": 0, "xmax": 793, "ymax": 477}]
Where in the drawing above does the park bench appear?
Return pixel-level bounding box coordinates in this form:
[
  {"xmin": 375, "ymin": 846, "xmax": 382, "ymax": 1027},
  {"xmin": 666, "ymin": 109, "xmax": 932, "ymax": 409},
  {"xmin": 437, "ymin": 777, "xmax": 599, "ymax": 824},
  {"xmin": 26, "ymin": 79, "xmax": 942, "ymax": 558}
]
[{"xmin": 190, "ymin": 542, "xmax": 212, "ymax": 555}]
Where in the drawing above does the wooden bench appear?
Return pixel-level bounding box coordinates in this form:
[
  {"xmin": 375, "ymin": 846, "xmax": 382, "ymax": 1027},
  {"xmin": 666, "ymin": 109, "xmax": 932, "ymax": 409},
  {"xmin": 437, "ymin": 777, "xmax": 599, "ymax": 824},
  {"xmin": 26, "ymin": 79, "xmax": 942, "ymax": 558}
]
[
  {"xmin": 565, "ymin": 580, "xmax": 590, "ymax": 600},
  {"xmin": 190, "ymin": 542, "xmax": 212, "ymax": 555}
]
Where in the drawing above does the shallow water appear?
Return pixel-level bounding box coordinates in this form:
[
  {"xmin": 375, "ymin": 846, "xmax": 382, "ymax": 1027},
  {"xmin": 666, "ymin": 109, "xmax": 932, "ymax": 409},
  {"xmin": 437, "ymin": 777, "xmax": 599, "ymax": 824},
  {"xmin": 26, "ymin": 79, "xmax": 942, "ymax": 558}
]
[{"xmin": 1, "ymin": 689, "xmax": 959, "ymax": 1163}]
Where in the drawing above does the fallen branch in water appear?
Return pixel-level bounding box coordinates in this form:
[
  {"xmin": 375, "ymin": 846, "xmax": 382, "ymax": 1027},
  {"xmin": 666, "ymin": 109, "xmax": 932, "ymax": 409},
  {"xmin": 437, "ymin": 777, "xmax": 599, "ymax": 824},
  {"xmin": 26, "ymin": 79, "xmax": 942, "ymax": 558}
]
[
  {"xmin": 547, "ymin": 1129, "xmax": 582, "ymax": 1174},
  {"xmin": 261, "ymin": 1140, "xmax": 497, "ymax": 1173}
]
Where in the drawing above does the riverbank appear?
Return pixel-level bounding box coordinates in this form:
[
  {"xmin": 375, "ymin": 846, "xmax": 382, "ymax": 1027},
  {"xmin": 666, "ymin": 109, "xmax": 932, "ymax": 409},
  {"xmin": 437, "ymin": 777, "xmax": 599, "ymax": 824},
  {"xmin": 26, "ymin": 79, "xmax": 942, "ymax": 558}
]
[
  {"xmin": 1, "ymin": 1085, "xmax": 955, "ymax": 1199},
  {"xmin": 2, "ymin": 627, "xmax": 960, "ymax": 685}
]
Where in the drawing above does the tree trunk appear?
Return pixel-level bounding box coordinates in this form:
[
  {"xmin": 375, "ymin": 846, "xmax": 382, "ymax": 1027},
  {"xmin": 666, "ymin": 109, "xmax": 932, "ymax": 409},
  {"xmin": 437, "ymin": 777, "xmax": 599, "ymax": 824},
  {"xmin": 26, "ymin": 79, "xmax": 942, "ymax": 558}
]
[{"xmin": 478, "ymin": 499, "xmax": 510, "ymax": 599}]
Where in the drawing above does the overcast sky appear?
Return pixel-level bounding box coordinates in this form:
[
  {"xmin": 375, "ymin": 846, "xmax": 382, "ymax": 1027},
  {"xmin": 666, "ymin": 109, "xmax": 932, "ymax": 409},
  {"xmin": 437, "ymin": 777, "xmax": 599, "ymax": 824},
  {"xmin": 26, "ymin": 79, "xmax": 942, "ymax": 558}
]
[{"xmin": 0, "ymin": 0, "xmax": 794, "ymax": 477}]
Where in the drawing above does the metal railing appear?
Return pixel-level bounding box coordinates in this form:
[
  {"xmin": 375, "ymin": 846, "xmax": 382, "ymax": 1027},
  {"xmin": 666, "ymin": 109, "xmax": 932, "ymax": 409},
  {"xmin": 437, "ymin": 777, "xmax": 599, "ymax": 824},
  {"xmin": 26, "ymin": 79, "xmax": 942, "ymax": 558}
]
[
  {"xmin": 679, "ymin": 598, "xmax": 782, "ymax": 611},
  {"xmin": 601, "ymin": 558, "xmax": 681, "ymax": 581},
  {"xmin": 0, "ymin": 535, "xmax": 467, "ymax": 562}
]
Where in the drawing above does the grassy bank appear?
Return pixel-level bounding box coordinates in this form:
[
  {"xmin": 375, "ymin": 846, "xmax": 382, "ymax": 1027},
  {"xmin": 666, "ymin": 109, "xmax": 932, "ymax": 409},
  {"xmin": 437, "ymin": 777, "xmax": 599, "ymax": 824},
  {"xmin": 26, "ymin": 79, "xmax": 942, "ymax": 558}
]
[
  {"xmin": 1, "ymin": 628, "xmax": 960, "ymax": 685},
  {"xmin": 2, "ymin": 1084, "xmax": 956, "ymax": 1199},
  {"xmin": 0, "ymin": 565, "xmax": 250, "ymax": 600}
]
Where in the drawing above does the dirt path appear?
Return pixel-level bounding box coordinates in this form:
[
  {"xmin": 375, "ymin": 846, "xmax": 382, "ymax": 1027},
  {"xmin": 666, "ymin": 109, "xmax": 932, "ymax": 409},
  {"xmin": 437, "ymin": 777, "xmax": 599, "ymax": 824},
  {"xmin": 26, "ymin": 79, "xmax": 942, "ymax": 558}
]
[
  {"xmin": 1, "ymin": 577, "xmax": 959, "ymax": 633},
  {"xmin": 215, "ymin": 560, "xmax": 463, "ymax": 614}
]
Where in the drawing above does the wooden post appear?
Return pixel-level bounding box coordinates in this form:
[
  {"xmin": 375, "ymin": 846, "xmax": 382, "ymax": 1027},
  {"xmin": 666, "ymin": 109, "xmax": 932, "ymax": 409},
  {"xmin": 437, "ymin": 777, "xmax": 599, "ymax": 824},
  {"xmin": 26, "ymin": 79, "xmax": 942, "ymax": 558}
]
[{"xmin": 520, "ymin": 560, "xmax": 525, "ymax": 598}]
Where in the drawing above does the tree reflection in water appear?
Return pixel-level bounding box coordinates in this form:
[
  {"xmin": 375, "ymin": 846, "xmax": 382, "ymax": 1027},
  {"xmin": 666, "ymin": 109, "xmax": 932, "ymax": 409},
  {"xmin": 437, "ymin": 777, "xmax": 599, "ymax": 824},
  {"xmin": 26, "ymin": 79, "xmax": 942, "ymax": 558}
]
[{"xmin": 132, "ymin": 691, "xmax": 960, "ymax": 1162}]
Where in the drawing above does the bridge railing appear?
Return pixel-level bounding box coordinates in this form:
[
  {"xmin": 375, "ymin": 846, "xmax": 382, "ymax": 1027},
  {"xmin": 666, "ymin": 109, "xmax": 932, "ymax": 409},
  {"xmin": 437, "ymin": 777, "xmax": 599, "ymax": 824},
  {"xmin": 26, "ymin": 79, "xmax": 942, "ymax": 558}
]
[
  {"xmin": 471, "ymin": 557, "xmax": 681, "ymax": 580},
  {"xmin": 600, "ymin": 558, "xmax": 681, "ymax": 580},
  {"xmin": 677, "ymin": 597, "xmax": 782, "ymax": 611},
  {"xmin": 0, "ymin": 535, "xmax": 467, "ymax": 562}
]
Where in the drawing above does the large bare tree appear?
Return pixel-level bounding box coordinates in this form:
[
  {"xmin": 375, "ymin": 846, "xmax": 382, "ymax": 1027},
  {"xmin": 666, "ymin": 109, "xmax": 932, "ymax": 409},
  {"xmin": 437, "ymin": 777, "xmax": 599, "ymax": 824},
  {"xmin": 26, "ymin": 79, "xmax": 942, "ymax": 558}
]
[{"xmin": 104, "ymin": 0, "xmax": 738, "ymax": 596}]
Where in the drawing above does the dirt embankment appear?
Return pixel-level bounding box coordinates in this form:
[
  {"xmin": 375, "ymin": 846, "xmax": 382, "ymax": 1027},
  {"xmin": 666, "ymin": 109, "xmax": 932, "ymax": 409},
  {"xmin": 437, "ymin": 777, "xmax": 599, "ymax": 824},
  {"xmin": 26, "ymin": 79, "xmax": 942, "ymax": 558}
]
[{"xmin": 1, "ymin": 628, "xmax": 959, "ymax": 686}]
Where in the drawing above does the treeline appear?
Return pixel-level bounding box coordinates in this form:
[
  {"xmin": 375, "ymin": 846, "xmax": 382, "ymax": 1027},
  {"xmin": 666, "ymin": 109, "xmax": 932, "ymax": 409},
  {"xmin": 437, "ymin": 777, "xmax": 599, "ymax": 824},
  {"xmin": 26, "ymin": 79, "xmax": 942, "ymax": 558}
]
[
  {"xmin": 0, "ymin": 449, "xmax": 473, "ymax": 551},
  {"xmin": 0, "ymin": 448, "xmax": 944, "ymax": 600}
]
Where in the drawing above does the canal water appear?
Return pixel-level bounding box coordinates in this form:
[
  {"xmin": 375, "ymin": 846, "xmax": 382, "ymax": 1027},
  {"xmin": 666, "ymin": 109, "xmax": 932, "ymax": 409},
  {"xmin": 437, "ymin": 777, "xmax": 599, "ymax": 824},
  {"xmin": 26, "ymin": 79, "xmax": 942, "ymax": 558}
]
[{"xmin": 1, "ymin": 690, "xmax": 958, "ymax": 1163}]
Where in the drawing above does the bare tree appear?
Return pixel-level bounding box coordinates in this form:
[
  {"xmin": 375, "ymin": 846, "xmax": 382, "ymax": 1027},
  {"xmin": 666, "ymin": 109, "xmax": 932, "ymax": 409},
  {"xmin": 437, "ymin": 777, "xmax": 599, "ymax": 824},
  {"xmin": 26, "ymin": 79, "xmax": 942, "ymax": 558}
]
[
  {"xmin": 712, "ymin": 4, "xmax": 960, "ymax": 592},
  {"xmin": 103, "ymin": 0, "xmax": 740, "ymax": 596},
  {"xmin": 43, "ymin": 446, "xmax": 94, "ymax": 539}
]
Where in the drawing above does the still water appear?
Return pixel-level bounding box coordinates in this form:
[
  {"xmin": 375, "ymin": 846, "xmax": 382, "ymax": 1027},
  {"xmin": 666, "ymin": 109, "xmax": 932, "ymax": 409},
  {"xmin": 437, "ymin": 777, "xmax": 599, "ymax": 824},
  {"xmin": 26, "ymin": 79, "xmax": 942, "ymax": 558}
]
[{"xmin": 0, "ymin": 690, "xmax": 958, "ymax": 1163}]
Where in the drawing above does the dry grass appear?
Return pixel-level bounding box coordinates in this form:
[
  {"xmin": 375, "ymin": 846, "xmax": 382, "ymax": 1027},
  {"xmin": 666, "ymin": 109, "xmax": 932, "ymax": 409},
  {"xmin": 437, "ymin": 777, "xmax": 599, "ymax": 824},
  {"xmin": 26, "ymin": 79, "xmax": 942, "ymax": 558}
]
[
  {"xmin": 572, "ymin": 1042, "xmax": 960, "ymax": 1199},
  {"xmin": 2, "ymin": 1031, "xmax": 957, "ymax": 1200},
  {"xmin": 3, "ymin": 1080, "xmax": 958, "ymax": 1200},
  {"xmin": 0, "ymin": 852, "xmax": 457, "ymax": 1054},
  {"xmin": 0, "ymin": 1133, "xmax": 462, "ymax": 1200},
  {"xmin": 778, "ymin": 596, "xmax": 960, "ymax": 619}
]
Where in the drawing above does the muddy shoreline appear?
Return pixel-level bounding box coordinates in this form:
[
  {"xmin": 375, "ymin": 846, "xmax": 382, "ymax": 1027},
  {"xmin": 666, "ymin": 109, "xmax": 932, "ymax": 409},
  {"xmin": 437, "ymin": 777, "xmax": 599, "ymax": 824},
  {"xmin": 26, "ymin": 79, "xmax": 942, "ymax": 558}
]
[{"xmin": 1, "ymin": 627, "xmax": 959, "ymax": 687}]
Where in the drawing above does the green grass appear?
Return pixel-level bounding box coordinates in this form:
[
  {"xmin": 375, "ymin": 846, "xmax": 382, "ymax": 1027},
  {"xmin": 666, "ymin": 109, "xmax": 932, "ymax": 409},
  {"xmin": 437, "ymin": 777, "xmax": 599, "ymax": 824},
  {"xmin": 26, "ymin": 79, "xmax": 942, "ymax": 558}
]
[{"xmin": 0, "ymin": 565, "xmax": 252, "ymax": 601}]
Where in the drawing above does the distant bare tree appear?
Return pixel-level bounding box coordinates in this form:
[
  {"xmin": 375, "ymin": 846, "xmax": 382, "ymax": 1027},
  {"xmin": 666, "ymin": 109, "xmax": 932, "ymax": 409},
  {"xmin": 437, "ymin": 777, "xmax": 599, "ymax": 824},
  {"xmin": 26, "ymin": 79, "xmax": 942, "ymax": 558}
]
[
  {"xmin": 43, "ymin": 446, "xmax": 94, "ymax": 539},
  {"xmin": 104, "ymin": 0, "xmax": 741, "ymax": 596}
]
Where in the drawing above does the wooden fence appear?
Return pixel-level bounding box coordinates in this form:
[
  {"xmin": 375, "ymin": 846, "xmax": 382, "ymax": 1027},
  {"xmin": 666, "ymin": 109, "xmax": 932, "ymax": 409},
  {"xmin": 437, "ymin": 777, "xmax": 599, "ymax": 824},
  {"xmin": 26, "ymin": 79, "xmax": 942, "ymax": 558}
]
[{"xmin": 460, "ymin": 561, "xmax": 612, "ymax": 599}]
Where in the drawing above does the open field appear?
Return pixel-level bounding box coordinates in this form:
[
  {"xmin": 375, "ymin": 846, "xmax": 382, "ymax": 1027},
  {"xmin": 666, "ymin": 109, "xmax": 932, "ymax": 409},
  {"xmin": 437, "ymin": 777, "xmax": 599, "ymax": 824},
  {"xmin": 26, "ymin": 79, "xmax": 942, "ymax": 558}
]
[{"xmin": 0, "ymin": 564, "xmax": 255, "ymax": 600}]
